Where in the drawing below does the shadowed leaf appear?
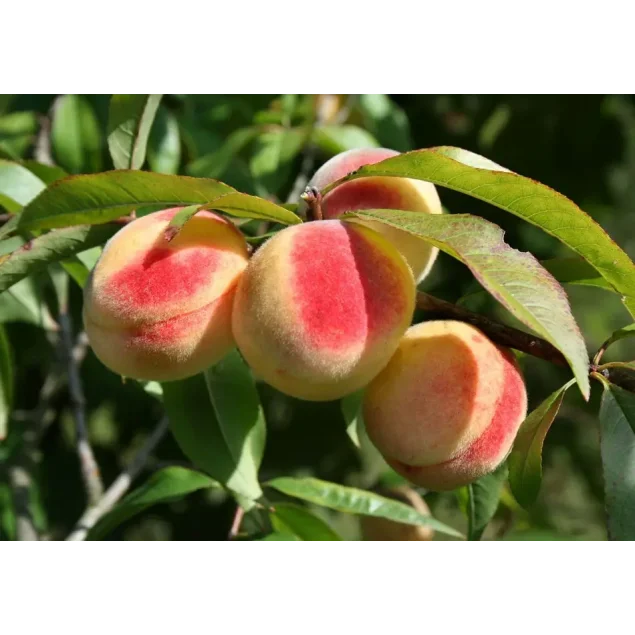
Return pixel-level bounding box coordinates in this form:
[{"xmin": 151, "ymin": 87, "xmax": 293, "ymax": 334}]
[
  {"xmin": 87, "ymin": 467, "xmax": 220, "ymax": 540},
  {"xmin": 509, "ymin": 380, "xmax": 575, "ymax": 508},
  {"xmin": 108, "ymin": 95, "xmax": 162, "ymax": 170},
  {"xmin": 346, "ymin": 210, "xmax": 589, "ymax": 399},
  {"xmin": 266, "ymin": 476, "xmax": 463, "ymax": 538}
]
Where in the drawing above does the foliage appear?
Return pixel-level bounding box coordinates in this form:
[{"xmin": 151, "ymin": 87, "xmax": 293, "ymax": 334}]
[{"xmin": 2, "ymin": 94, "xmax": 635, "ymax": 541}]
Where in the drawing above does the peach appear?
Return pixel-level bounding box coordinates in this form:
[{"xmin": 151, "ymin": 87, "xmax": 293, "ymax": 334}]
[
  {"xmin": 363, "ymin": 321, "xmax": 527, "ymax": 491},
  {"xmin": 360, "ymin": 486, "xmax": 435, "ymax": 541},
  {"xmin": 232, "ymin": 220, "xmax": 415, "ymax": 401},
  {"xmin": 304, "ymin": 148, "xmax": 442, "ymax": 282},
  {"xmin": 83, "ymin": 208, "xmax": 249, "ymax": 381}
]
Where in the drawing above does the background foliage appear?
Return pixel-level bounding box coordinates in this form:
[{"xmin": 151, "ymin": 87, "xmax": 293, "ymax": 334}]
[{"xmin": 2, "ymin": 94, "xmax": 635, "ymax": 540}]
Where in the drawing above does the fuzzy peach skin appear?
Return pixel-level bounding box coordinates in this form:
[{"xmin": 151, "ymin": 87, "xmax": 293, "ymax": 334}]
[
  {"xmin": 83, "ymin": 208, "xmax": 249, "ymax": 382},
  {"xmin": 231, "ymin": 220, "xmax": 415, "ymax": 401},
  {"xmin": 304, "ymin": 148, "xmax": 443, "ymax": 282},
  {"xmin": 363, "ymin": 321, "xmax": 527, "ymax": 491}
]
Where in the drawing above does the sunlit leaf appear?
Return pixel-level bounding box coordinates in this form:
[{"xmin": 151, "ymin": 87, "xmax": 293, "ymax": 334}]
[
  {"xmin": 87, "ymin": 466, "xmax": 220, "ymax": 540},
  {"xmin": 329, "ymin": 146, "xmax": 635, "ymax": 318},
  {"xmin": 598, "ymin": 381, "xmax": 635, "ymax": 540},
  {"xmin": 108, "ymin": 95, "xmax": 162, "ymax": 170},
  {"xmin": 0, "ymin": 224, "xmax": 119, "ymax": 293},
  {"xmin": 52, "ymin": 95, "xmax": 102, "ymax": 174},
  {"xmin": 466, "ymin": 463, "xmax": 508, "ymax": 540},
  {"xmin": 0, "ymin": 325, "xmax": 13, "ymax": 439},
  {"xmin": 357, "ymin": 94, "xmax": 412, "ymax": 151},
  {"xmin": 18, "ymin": 171, "xmax": 234, "ymax": 230},
  {"xmin": 0, "ymin": 159, "xmax": 46, "ymax": 212},
  {"xmin": 266, "ymin": 476, "xmax": 463, "ymax": 538},
  {"xmin": 509, "ymin": 380, "xmax": 574, "ymax": 508},
  {"xmin": 346, "ymin": 210, "xmax": 589, "ymax": 399},
  {"xmin": 270, "ymin": 503, "xmax": 342, "ymax": 541}
]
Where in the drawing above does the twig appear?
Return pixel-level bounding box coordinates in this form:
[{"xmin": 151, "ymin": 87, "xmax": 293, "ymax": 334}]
[
  {"xmin": 66, "ymin": 417, "xmax": 170, "ymax": 541},
  {"xmin": 416, "ymin": 291, "xmax": 568, "ymax": 367},
  {"xmin": 57, "ymin": 281, "xmax": 104, "ymax": 506}
]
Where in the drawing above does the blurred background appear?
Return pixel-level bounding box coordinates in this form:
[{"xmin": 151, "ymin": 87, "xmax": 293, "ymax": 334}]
[{"xmin": 2, "ymin": 94, "xmax": 634, "ymax": 540}]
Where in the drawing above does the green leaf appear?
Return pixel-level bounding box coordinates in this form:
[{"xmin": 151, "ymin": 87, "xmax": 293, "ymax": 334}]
[
  {"xmin": 107, "ymin": 95, "xmax": 162, "ymax": 170},
  {"xmin": 596, "ymin": 363, "xmax": 635, "ymax": 394},
  {"xmin": 0, "ymin": 159, "xmax": 46, "ymax": 212},
  {"xmin": 166, "ymin": 192, "xmax": 301, "ymax": 240},
  {"xmin": 187, "ymin": 127, "xmax": 258, "ymax": 178},
  {"xmin": 257, "ymin": 531, "xmax": 300, "ymax": 541},
  {"xmin": 0, "ymin": 325, "xmax": 13, "ymax": 440},
  {"xmin": 0, "ymin": 111, "xmax": 38, "ymax": 158},
  {"xmin": 509, "ymin": 380, "xmax": 575, "ymax": 508},
  {"xmin": 598, "ymin": 382, "xmax": 635, "ymax": 539},
  {"xmin": 502, "ymin": 530, "xmax": 577, "ymax": 541},
  {"xmin": 60, "ymin": 256, "xmax": 91, "ymax": 288},
  {"xmin": 18, "ymin": 171, "xmax": 235, "ymax": 231},
  {"xmin": 270, "ymin": 503, "xmax": 342, "ymax": 541},
  {"xmin": 51, "ymin": 95, "xmax": 103, "ymax": 174},
  {"xmin": 346, "ymin": 210, "xmax": 590, "ymax": 399},
  {"xmin": 266, "ymin": 476, "xmax": 463, "ymax": 538},
  {"xmin": 312, "ymin": 125, "xmax": 380, "ymax": 155},
  {"xmin": 357, "ymin": 94, "xmax": 412, "ymax": 151},
  {"xmin": 87, "ymin": 466, "xmax": 220, "ymax": 540},
  {"xmin": 466, "ymin": 463, "xmax": 508, "ymax": 540},
  {"xmin": 148, "ymin": 106, "xmax": 181, "ymax": 174},
  {"xmin": 329, "ymin": 146, "xmax": 635, "ymax": 318},
  {"xmin": 0, "ymin": 224, "xmax": 119, "ymax": 293},
  {"xmin": 20, "ymin": 161, "xmax": 68, "ymax": 185},
  {"xmin": 250, "ymin": 129, "xmax": 305, "ymax": 193},
  {"xmin": 162, "ymin": 352, "xmax": 265, "ymax": 506},
  {"xmin": 0, "ymin": 277, "xmax": 48, "ymax": 326},
  {"xmin": 0, "ymin": 215, "xmax": 19, "ymax": 240}
]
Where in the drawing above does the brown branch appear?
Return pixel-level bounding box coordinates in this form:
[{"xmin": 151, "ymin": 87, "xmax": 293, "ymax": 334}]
[
  {"xmin": 228, "ymin": 506, "xmax": 245, "ymax": 540},
  {"xmin": 66, "ymin": 416, "xmax": 170, "ymax": 541},
  {"xmin": 416, "ymin": 291, "xmax": 569, "ymax": 367}
]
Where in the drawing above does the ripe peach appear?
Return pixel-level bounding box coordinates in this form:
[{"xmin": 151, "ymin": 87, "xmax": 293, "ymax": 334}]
[
  {"xmin": 363, "ymin": 321, "xmax": 527, "ymax": 491},
  {"xmin": 360, "ymin": 486, "xmax": 435, "ymax": 541},
  {"xmin": 232, "ymin": 220, "xmax": 415, "ymax": 401},
  {"xmin": 305, "ymin": 148, "xmax": 442, "ymax": 282},
  {"xmin": 83, "ymin": 208, "xmax": 249, "ymax": 381}
]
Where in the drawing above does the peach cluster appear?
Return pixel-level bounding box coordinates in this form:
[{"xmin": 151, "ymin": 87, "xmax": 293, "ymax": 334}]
[{"xmin": 83, "ymin": 147, "xmax": 527, "ymax": 492}]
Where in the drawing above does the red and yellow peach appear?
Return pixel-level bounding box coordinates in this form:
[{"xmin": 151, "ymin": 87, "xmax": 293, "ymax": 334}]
[
  {"xmin": 363, "ymin": 321, "xmax": 527, "ymax": 490},
  {"xmin": 232, "ymin": 220, "xmax": 415, "ymax": 401},
  {"xmin": 83, "ymin": 208, "xmax": 249, "ymax": 381}
]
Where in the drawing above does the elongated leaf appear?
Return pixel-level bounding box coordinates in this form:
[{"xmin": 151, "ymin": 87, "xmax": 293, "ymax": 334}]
[
  {"xmin": 598, "ymin": 381, "xmax": 635, "ymax": 539},
  {"xmin": 51, "ymin": 95, "xmax": 102, "ymax": 174},
  {"xmin": 312, "ymin": 125, "xmax": 380, "ymax": 155},
  {"xmin": 542, "ymin": 257, "xmax": 614, "ymax": 291},
  {"xmin": 347, "ymin": 210, "xmax": 589, "ymax": 398},
  {"xmin": 0, "ymin": 277, "xmax": 47, "ymax": 326},
  {"xmin": 108, "ymin": 95, "xmax": 162, "ymax": 170},
  {"xmin": 166, "ymin": 192, "xmax": 301, "ymax": 240},
  {"xmin": 0, "ymin": 224, "xmax": 118, "ymax": 293},
  {"xmin": 258, "ymin": 532, "xmax": 300, "ymax": 541},
  {"xmin": 162, "ymin": 355, "xmax": 264, "ymax": 506},
  {"xmin": 0, "ymin": 160, "xmax": 46, "ymax": 212},
  {"xmin": 509, "ymin": 380, "xmax": 575, "ymax": 508},
  {"xmin": 204, "ymin": 349, "xmax": 266, "ymax": 487},
  {"xmin": 0, "ymin": 325, "xmax": 13, "ymax": 439},
  {"xmin": 266, "ymin": 477, "xmax": 463, "ymax": 538},
  {"xmin": 148, "ymin": 106, "xmax": 181, "ymax": 174},
  {"xmin": 467, "ymin": 463, "xmax": 508, "ymax": 540},
  {"xmin": 270, "ymin": 503, "xmax": 342, "ymax": 541},
  {"xmin": 0, "ymin": 215, "xmax": 19, "ymax": 240},
  {"xmin": 250, "ymin": 129, "xmax": 305, "ymax": 193},
  {"xmin": 60, "ymin": 256, "xmax": 91, "ymax": 288},
  {"xmin": 597, "ymin": 363, "xmax": 635, "ymax": 394},
  {"xmin": 0, "ymin": 111, "xmax": 38, "ymax": 158},
  {"xmin": 357, "ymin": 94, "xmax": 412, "ymax": 151},
  {"xmin": 341, "ymin": 390, "xmax": 363, "ymax": 448},
  {"xmin": 18, "ymin": 171, "xmax": 235, "ymax": 230},
  {"xmin": 328, "ymin": 146, "xmax": 635, "ymax": 317},
  {"xmin": 87, "ymin": 466, "xmax": 220, "ymax": 540}
]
